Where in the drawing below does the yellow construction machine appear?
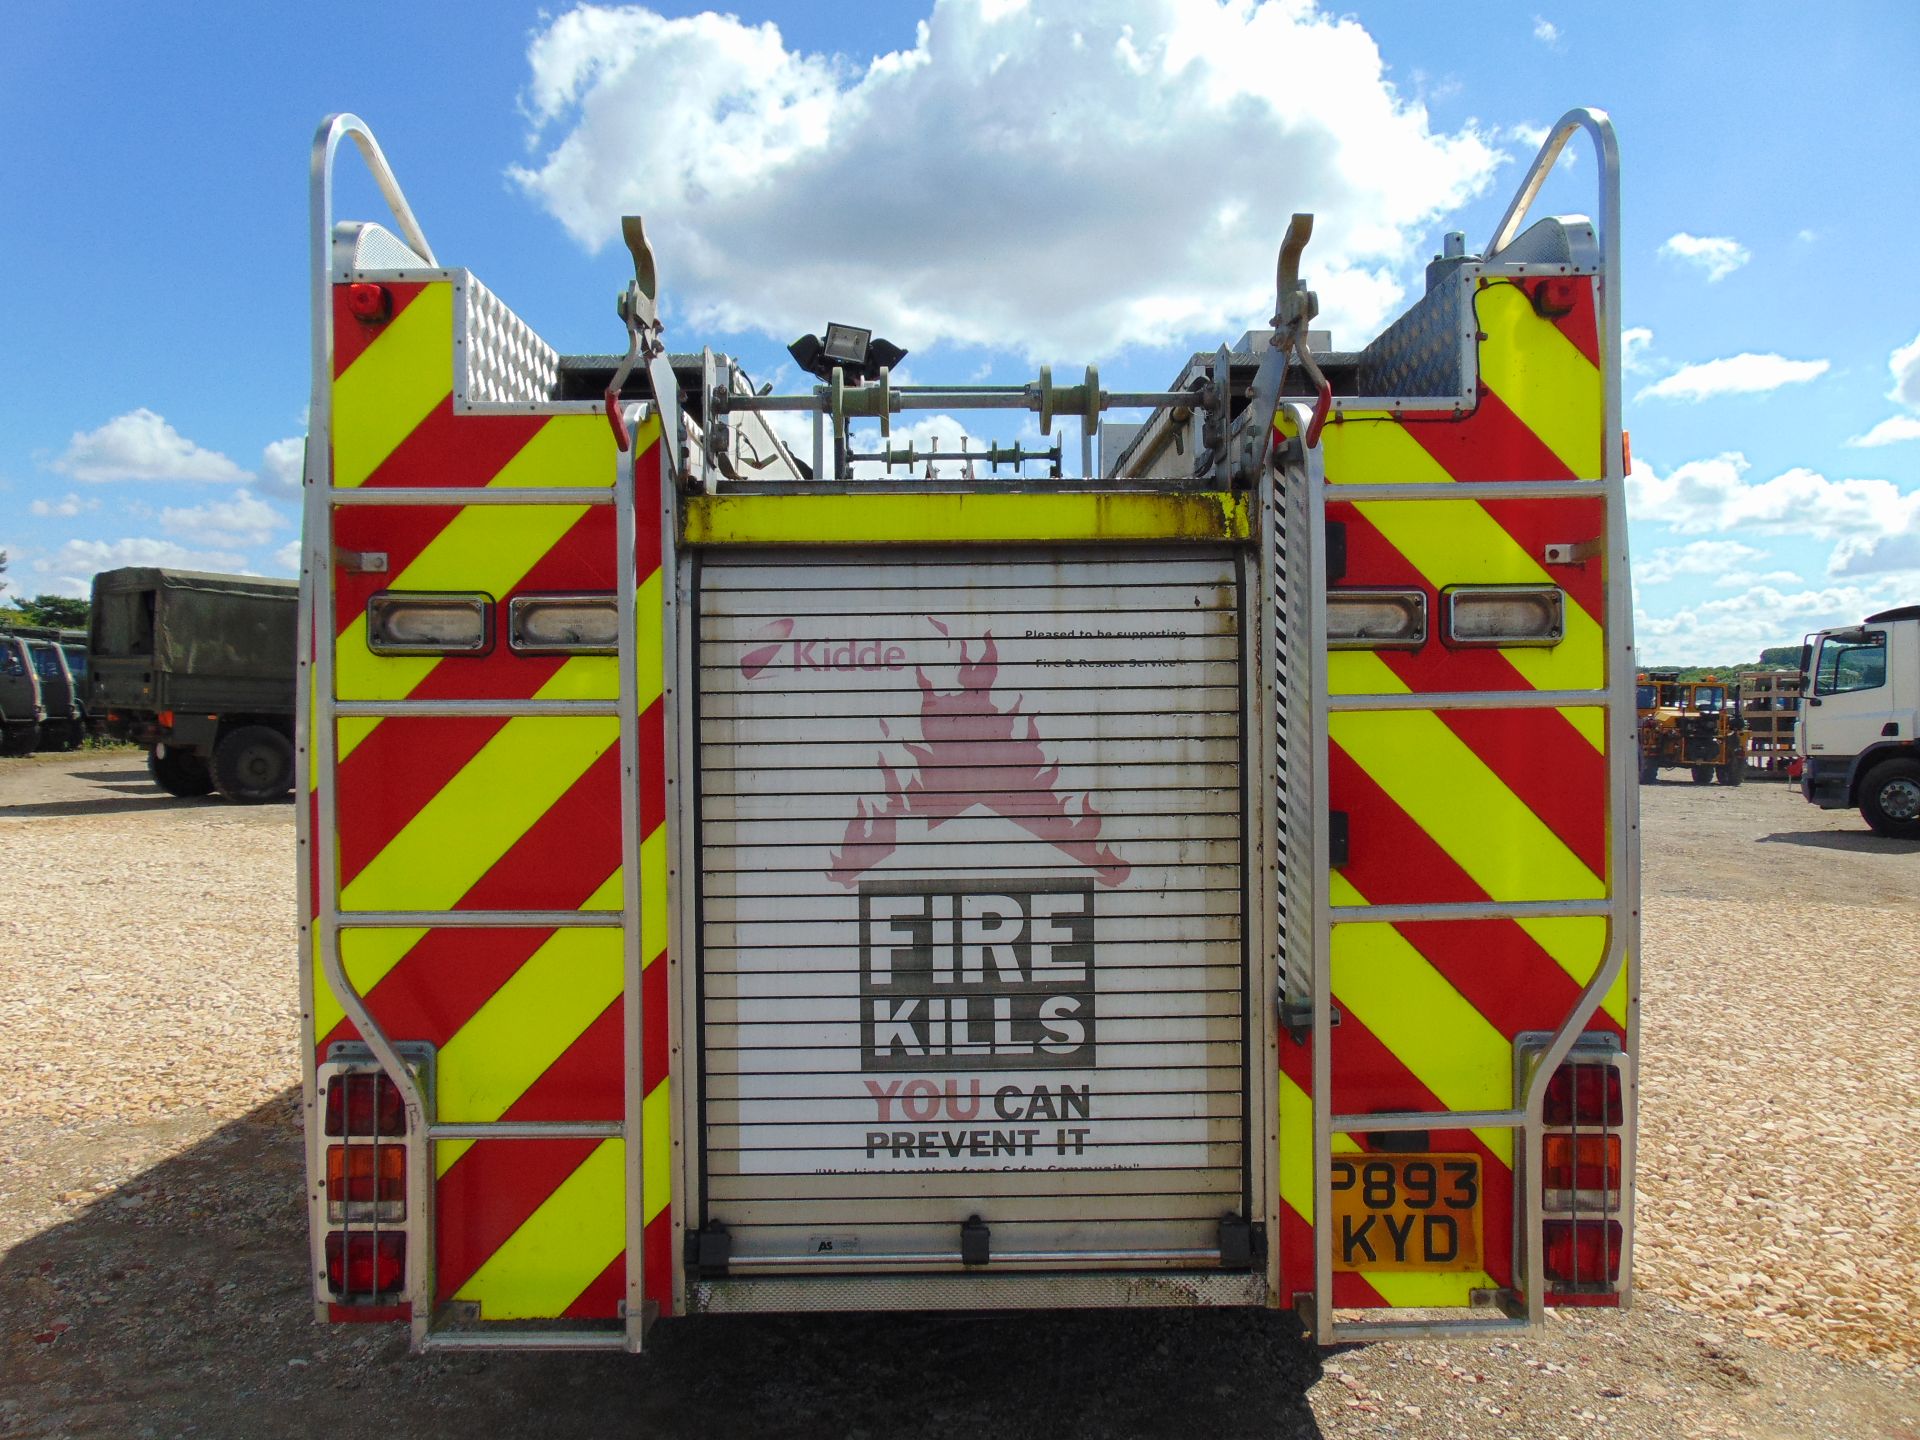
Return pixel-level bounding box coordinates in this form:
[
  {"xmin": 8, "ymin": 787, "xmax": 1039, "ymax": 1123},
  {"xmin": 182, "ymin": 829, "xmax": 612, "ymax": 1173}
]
[{"xmin": 1636, "ymin": 670, "xmax": 1746, "ymax": 785}]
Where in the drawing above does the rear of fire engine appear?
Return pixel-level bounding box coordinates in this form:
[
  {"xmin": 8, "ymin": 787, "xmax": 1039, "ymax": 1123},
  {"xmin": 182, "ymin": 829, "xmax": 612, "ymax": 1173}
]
[{"xmin": 300, "ymin": 107, "xmax": 1638, "ymax": 1352}]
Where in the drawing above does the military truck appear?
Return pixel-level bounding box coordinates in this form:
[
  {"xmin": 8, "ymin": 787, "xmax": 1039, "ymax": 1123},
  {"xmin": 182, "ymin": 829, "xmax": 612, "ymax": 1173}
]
[
  {"xmin": 0, "ymin": 631, "xmax": 45, "ymax": 755},
  {"xmin": 89, "ymin": 568, "xmax": 299, "ymax": 802},
  {"xmin": 6, "ymin": 625, "xmax": 89, "ymax": 750}
]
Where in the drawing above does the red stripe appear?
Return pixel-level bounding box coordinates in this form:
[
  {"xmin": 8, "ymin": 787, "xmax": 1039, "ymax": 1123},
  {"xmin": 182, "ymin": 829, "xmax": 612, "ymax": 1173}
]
[
  {"xmin": 360, "ymin": 400, "xmax": 545, "ymax": 489},
  {"xmin": 1403, "ymin": 388, "xmax": 1575, "ymax": 482},
  {"xmin": 336, "ymin": 717, "xmax": 508, "ymax": 889},
  {"xmin": 1531, "ymin": 277, "xmax": 1600, "ymax": 368},
  {"xmin": 333, "ymin": 281, "xmax": 428, "ymax": 378},
  {"xmin": 452, "ymin": 744, "xmax": 623, "ymax": 912},
  {"xmin": 642, "ymin": 961, "xmax": 669, "ymax": 1092},
  {"xmin": 318, "ymin": 926, "xmax": 551, "ymax": 1055},
  {"xmin": 498, "ymin": 998, "xmax": 625, "ymax": 1124},
  {"xmin": 1330, "ymin": 741, "xmax": 1487, "ymax": 905},
  {"xmin": 435, "ymin": 1138, "xmax": 598, "ymax": 1301},
  {"xmin": 332, "ymin": 504, "xmax": 467, "ymax": 635},
  {"xmin": 1438, "ymin": 708, "xmax": 1608, "ymax": 883},
  {"xmin": 639, "ymin": 698, "xmax": 665, "ymax": 834},
  {"xmin": 1389, "ymin": 919, "xmax": 1624, "ymax": 1043},
  {"xmin": 1479, "ymin": 495, "xmax": 1607, "ymax": 625},
  {"xmin": 564, "ymin": 1251, "xmax": 625, "ymax": 1320}
]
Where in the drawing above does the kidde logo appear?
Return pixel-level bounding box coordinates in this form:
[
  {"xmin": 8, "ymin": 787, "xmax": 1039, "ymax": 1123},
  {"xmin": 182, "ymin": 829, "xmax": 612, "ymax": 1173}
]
[{"xmin": 739, "ymin": 617, "xmax": 907, "ymax": 680}]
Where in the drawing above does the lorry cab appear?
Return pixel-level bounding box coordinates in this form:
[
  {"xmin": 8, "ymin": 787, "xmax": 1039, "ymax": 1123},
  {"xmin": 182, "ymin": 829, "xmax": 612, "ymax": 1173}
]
[
  {"xmin": 0, "ymin": 633, "xmax": 45, "ymax": 755},
  {"xmin": 1799, "ymin": 605, "xmax": 1920, "ymax": 837}
]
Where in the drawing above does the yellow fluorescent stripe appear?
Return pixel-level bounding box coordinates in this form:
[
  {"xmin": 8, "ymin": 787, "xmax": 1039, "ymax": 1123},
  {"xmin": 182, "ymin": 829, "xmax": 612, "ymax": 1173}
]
[
  {"xmin": 311, "ymin": 927, "xmax": 427, "ymax": 1039},
  {"xmin": 534, "ymin": 654, "xmax": 618, "ymax": 701},
  {"xmin": 1332, "ymin": 921, "xmax": 1514, "ymax": 1164},
  {"xmin": 1515, "ymin": 916, "xmax": 1629, "ymax": 1028},
  {"xmin": 643, "ymin": 1080, "xmax": 671, "ymax": 1222},
  {"xmin": 433, "ymin": 928, "xmax": 623, "ymax": 1175},
  {"xmin": 1279, "ymin": 1071, "xmax": 1313, "ymax": 1220},
  {"xmin": 640, "ymin": 824, "xmax": 668, "ymax": 956},
  {"xmin": 1558, "ymin": 704, "xmax": 1607, "ymax": 754},
  {"xmin": 1332, "ymin": 709, "xmax": 1605, "ymax": 901},
  {"xmin": 1353, "ymin": 497, "xmax": 1602, "ymax": 690},
  {"xmin": 1365, "ymin": 1269, "xmax": 1497, "ymax": 1307},
  {"xmin": 341, "ymin": 715, "xmax": 618, "ymax": 912},
  {"xmin": 486, "ymin": 413, "xmax": 617, "ymax": 489},
  {"xmin": 684, "ymin": 491, "xmax": 1249, "ymax": 545},
  {"xmin": 332, "ymin": 283, "xmax": 454, "ymax": 488},
  {"xmin": 1321, "ymin": 414, "xmax": 1457, "ymax": 486},
  {"xmin": 1327, "ymin": 649, "xmax": 1414, "ymax": 697},
  {"xmin": 454, "ymin": 1138, "xmax": 625, "ymax": 1319},
  {"xmin": 1476, "ymin": 282, "xmax": 1603, "ymax": 479}
]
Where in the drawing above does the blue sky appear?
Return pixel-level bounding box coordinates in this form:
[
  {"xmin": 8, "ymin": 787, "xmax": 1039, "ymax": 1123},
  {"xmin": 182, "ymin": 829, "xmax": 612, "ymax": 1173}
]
[{"xmin": 3, "ymin": 0, "xmax": 1916, "ymax": 663}]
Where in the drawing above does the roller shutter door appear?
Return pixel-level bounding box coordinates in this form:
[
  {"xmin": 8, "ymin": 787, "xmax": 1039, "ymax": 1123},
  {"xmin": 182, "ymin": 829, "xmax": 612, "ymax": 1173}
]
[{"xmin": 696, "ymin": 547, "xmax": 1247, "ymax": 1270}]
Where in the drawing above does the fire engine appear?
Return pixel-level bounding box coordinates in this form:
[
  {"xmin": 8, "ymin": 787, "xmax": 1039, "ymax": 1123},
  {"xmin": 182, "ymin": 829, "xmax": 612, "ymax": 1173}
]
[{"xmin": 299, "ymin": 106, "xmax": 1638, "ymax": 1351}]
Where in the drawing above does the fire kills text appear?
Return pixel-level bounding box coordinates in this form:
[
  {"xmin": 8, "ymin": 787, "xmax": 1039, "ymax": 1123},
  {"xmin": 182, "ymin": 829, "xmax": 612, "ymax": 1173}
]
[{"xmin": 859, "ymin": 879, "xmax": 1096, "ymax": 1071}]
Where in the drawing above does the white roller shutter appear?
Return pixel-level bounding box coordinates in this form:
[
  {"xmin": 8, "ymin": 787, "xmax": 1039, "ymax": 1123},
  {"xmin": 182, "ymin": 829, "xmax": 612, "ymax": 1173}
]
[{"xmin": 695, "ymin": 547, "xmax": 1248, "ymax": 1269}]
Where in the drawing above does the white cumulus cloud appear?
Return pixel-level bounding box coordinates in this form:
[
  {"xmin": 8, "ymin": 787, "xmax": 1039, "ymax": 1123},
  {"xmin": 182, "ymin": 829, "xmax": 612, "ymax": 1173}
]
[
  {"xmin": 1633, "ymin": 539, "xmax": 1762, "ymax": 586},
  {"xmin": 510, "ymin": 1, "xmax": 1502, "ymax": 359},
  {"xmin": 1636, "ymin": 579, "xmax": 1912, "ymax": 664},
  {"xmin": 51, "ymin": 408, "xmax": 249, "ymax": 484},
  {"xmin": 44, "ymin": 537, "xmax": 251, "ymax": 596},
  {"xmin": 1629, "ymin": 452, "xmax": 1920, "ymax": 584},
  {"xmin": 260, "ymin": 436, "xmax": 307, "ymax": 498},
  {"xmin": 1637, "ymin": 353, "xmax": 1829, "ymax": 403},
  {"xmin": 1845, "ymin": 415, "xmax": 1920, "ymax": 448},
  {"xmin": 161, "ymin": 491, "xmax": 286, "ymax": 548},
  {"xmin": 27, "ymin": 493, "xmax": 99, "ymax": 518},
  {"xmin": 1531, "ymin": 16, "xmax": 1560, "ymax": 45},
  {"xmin": 1620, "ymin": 326, "xmax": 1653, "ymax": 373},
  {"xmin": 1658, "ymin": 232, "xmax": 1750, "ymax": 283},
  {"xmin": 1845, "ymin": 331, "xmax": 1920, "ymax": 445}
]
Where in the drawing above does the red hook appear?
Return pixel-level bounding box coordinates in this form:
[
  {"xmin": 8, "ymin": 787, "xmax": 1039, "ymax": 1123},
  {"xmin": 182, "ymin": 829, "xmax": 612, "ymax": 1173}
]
[{"xmin": 1304, "ymin": 376, "xmax": 1332, "ymax": 448}]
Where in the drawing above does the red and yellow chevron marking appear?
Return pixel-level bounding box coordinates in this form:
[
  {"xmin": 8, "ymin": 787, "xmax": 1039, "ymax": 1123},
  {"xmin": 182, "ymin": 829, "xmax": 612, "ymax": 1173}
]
[
  {"xmin": 1320, "ymin": 276, "xmax": 1604, "ymax": 487},
  {"xmin": 1275, "ymin": 276, "xmax": 1625, "ymax": 1310},
  {"xmin": 311, "ymin": 278, "xmax": 673, "ymax": 1323}
]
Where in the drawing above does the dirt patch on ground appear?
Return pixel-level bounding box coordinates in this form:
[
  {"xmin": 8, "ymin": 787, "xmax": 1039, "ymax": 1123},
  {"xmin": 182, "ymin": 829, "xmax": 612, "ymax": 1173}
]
[{"xmin": 2, "ymin": 752, "xmax": 1916, "ymax": 1438}]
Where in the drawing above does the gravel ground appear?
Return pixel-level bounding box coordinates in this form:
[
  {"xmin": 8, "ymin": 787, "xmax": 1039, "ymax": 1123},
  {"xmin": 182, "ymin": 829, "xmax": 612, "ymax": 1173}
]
[{"xmin": 1, "ymin": 750, "xmax": 1916, "ymax": 1439}]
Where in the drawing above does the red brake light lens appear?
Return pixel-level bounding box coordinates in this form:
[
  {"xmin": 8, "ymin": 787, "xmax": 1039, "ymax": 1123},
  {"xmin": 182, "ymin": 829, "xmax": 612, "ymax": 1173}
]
[
  {"xmin": 1541, "ymin": 1133, "xmax": 1622, "ymax": 1194},
  {"xmin": 1543, "ymin": 1062, "xmax": 1623, "ymax": 1127},
  {"xmin": 1542, "ymin": 1219, "xmax": 1622, "ymax": 1286},
  {"xmin": 324, "ymin": 1073, "xmax": 406, "ymax": 1137},
  {"xmin": 345, "ymin": 282, "xmax": 392, "ymax": 322},
  {"xmin": 325, "ymin": 1231, "xmax": 405, "ymax": 1298}
]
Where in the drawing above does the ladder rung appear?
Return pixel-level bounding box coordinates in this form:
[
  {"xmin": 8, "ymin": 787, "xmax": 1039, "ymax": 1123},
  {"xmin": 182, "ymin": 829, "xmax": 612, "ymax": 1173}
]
[
  {"xmin": 333, "ymin": 909, "xmax": 623, "ymax": 929},
  {"xmin": 1327, "ymin": 899, "xmax": 1610, "ymax": 922},
  {"xmin": 329, "ymin": 485, "xmax": 614, "ymax": 506},
  {"xmin": 428, "ymin": 1121, "xmax": 623, "ymax": 1140},
  {"xmin": 332, "ymin": 699, "xmax": 617, "ymax": 718},
  {"xmin": 1331, "ymin": 1108, "xmax": 1523, "ymax": 1132},
  {"xmin": 421, "ymin": 1329, "xmax": 628, "ymax": 1352}
]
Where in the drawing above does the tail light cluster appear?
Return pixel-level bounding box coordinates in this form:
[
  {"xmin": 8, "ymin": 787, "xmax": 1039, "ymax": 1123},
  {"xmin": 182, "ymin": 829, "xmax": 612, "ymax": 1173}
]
[
  {"xmin": 316, "ymin": 1062, "xmax": 415, "ymax": 1307},
  {"xmin": 1523, "ymin": 1039, "xmax": 1632, "ymax": 1303}
]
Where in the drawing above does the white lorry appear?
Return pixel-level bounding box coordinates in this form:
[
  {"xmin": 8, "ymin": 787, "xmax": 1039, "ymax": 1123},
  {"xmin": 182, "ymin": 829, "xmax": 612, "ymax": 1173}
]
[{"xmin": 1798, "ymin": 605, "xmax": 1920, "ymax": 838}]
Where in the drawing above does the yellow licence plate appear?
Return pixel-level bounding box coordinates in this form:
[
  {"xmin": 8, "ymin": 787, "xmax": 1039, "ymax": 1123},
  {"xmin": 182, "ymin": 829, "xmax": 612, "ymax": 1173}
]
[{"xmin": 1330, "ymin": 1153, "xmax": 1483, "ymax": 1272}]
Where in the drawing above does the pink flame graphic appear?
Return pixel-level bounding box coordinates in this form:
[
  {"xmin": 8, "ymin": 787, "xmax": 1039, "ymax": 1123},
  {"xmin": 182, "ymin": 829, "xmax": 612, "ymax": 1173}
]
[
  {"xmin": 739, "ymin": 617, "xmax": 795, "ymax": 680},
  {"xmin": 829, "ymin": 627, "xmax": 1131, "ymax": 887}
]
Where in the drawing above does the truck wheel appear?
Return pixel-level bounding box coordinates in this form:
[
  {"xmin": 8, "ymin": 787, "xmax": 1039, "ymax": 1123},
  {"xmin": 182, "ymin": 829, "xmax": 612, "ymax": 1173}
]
[
  {"xmin": 211, "ymin": 726, "xmax": 294, "ymax": 804},
  {"xmin": 148, "ymin": 745, "xmax": 215, "ymax": 797},
  {"xmin": 1690, "ymin": 765, "xmax": 1714, "ymax": 785},
  {"xmin": 1716, "ymin": 761, "xmax": 1745, "ymax": 787},
  {"xmin": 1858, "ymin": 758, "xmax": 1920, "ymax": 840},
  {"xmin": 1, "ymin": 722, "xmax": 40, "ymax": 757},
  {"xmin": 1638, "ymin": 757, "xmax": 1659, "ymax": 785}
]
